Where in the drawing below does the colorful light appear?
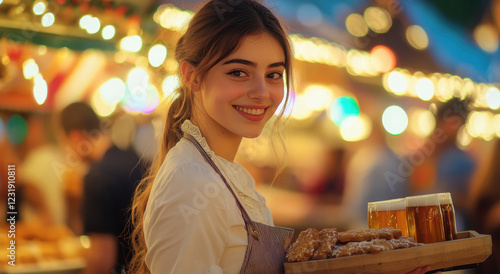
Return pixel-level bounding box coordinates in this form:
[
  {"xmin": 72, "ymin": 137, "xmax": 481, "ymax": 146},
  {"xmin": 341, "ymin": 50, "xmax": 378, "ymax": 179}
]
[
  {"xmin": 329, "ymin": 96, "xmax": 360, "ymax": 126},
  {"xmin": 370, "ymin": 45, "xmax": 396, "ymax": 73},
  {"xmin": 6, "ymin": 115, "xmax": 28, "ymax": 146}
]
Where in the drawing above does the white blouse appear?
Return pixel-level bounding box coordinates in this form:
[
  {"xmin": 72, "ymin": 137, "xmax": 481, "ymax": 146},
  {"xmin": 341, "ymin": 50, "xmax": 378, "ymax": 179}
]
[{"xmin": 143, "ymin": 120, "xmax": 274, "ymax": 274}]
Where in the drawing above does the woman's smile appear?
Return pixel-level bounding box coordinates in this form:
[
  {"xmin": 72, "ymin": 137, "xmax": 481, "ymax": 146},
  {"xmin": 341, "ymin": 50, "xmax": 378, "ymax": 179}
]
[{"xmin": 233, "ymin": 105, "xmax": 268, "ymax": 121}]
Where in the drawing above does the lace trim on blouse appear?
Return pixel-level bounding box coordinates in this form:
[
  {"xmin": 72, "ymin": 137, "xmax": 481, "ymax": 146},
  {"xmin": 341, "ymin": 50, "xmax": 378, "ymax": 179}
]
[{"xmin": 180, "ymin": 120, "xmax": 270, "ymax": 224}]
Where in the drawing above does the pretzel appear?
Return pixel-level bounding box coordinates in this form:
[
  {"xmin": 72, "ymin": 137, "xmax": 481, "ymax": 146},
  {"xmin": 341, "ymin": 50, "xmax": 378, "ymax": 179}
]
[
  {"xmin": 338, "ymin": 227, "xmax": 403, "ymax": 242},
  {"xmin": 312, "ymin": 228, "xmax": 338, "ymax": 260},
  {"xmin": 387, "ymin": 236, "xmax": 423, "ymax": 249},
  {"xmin": 336, "ymin": 239, "xmax": 391, "ymax": 257},
  {"xmin": 286, "ymin": 228, "xmax": 320, "ymax": 262}
]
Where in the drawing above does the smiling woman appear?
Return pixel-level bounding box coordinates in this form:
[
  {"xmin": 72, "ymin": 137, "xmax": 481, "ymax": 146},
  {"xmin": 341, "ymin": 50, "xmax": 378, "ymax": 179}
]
[{"xmin": 128, "ymin": 0, "xmax": 294, "ymax": 273}]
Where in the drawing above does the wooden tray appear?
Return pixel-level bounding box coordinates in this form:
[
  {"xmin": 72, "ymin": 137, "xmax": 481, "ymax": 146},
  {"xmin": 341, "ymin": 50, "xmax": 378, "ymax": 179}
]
[{"xmin": 284, "ymin": 230, "xmax": 492, "ymax": 274}]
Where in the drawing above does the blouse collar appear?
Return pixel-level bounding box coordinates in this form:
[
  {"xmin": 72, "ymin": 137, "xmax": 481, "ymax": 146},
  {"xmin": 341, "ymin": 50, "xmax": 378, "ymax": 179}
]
[{"xmin": 181, "ymin": 119, "xmax": 216, "ymax": 159}]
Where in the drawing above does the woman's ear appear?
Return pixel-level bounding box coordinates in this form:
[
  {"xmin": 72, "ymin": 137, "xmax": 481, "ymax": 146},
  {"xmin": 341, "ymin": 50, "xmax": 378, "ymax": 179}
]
[{"xmin": 180, "ymin": 61, "xmax": 200, "ymax": 91}]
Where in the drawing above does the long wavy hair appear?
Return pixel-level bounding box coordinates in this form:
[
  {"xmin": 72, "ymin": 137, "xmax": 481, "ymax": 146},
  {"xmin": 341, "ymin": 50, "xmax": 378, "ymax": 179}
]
[{"xmin": 128, "ymin": 0, "xmax": 293, "ymax": 273}]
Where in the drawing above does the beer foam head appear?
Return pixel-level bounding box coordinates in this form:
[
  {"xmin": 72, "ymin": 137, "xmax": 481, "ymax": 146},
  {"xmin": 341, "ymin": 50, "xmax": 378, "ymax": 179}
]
[
  {"xmin": 438, "ymin": 192, "xmax": 453, "ymax": 204},
  {"xmin": 370, "ymin": 198, "xmax": 406, "ymax": 211},
  {"xmin": 406, "ymin": 194, "xmax": 440, "ymax": 207}
]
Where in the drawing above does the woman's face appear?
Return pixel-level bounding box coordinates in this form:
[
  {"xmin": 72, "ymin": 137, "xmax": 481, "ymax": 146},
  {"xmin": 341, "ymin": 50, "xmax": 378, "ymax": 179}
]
[{"xmin": 196, "ymin": 32, "xmax": 286, "ymax": 139}]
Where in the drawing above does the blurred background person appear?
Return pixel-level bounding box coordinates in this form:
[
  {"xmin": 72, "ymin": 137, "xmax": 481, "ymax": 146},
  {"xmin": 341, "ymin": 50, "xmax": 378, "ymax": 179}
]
[
  {"xmin": 344, "ymin": 117, "xmax": 410, "ymax": 228},
  {"xmin": 58, "ymin": 102, "xmax": 147, "ymax": 274},
  {"xmin": 410, "ymin": 97, "xmax": 476, "ymax": 231},
  {"xmin": 0, "ymin": 111, "xmax": 64, "ymax": 228},
  {"xmin": 469, "ymin": 139, "xmax": 500, "ymax": 274}
]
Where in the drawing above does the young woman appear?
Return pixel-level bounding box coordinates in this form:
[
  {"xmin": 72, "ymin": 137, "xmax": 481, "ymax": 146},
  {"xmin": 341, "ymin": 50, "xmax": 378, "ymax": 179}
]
[{"xmin": 130, "ymin": 0, "xmax": 434, "ymax": 273}]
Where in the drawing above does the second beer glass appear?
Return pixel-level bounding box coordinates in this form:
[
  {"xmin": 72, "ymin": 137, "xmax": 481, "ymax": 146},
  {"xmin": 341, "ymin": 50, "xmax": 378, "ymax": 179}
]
[{"xmin": 406, "ymin": 194, "xmax": 446, "ymax": 244}]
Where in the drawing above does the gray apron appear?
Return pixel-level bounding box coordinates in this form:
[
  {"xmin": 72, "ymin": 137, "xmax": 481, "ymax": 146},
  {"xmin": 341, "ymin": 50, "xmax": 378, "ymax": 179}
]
[{"xmin": 185, "ymin": 134, "xmax": 294, "ymax": 274}]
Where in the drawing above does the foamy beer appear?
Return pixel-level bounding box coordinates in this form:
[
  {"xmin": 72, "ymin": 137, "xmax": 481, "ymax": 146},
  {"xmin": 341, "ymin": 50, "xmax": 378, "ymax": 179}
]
[
  {"xmin": 406, "ymin": 194, "xmax": 445, "ymax": 244},
  {"xmin": 438, "ymin": 192, "xmax": 457, "ymax": 241},
  {"xmin": 368, "ymin": 198, "xmax": 409, "ymax": 237}
]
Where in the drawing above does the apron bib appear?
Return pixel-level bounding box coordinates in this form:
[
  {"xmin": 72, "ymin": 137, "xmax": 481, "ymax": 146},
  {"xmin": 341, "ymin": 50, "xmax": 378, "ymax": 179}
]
[{"xmin": 185, "ymin": 134, "xmax": 294, "ymax": 274}]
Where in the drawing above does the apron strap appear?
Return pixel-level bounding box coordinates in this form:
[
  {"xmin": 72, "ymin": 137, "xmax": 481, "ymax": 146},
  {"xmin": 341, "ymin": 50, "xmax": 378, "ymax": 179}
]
[{"xmin": 184, "ymin": 134, "xmax": 260, "ymax": 241}]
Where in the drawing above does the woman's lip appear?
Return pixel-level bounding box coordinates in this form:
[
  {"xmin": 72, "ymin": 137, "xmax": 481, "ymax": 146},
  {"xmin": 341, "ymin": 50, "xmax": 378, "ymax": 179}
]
[
  {"xmin": 233, "ymin": 105, "xmax": 268, "ymax": 109},
  {"xmin": 233, "ymin": 105, "xmax": 268, "ymax": 122}
]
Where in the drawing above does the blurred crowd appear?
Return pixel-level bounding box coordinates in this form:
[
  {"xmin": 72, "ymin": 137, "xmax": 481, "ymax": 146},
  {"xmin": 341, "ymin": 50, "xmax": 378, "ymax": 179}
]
[{"xmin": 0, "ymin": 97, "xmax": 499, "ymax": 273}]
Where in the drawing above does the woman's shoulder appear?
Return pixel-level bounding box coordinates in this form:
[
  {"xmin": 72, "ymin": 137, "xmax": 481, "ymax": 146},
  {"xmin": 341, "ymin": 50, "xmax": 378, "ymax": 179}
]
[{"xmin": 151, "ymin": 139, "xmax": 225, "ymax": 198}]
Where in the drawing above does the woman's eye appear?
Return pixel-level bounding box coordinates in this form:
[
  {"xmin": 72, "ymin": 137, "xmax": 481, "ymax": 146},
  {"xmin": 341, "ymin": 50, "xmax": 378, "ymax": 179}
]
[
  {"xmin": 228, "ymin": 70, "xmax": 248, "ymax": 77},
  {"xmin": 268, "ymin": 72, "xmax": 283, "ymax": 80}
]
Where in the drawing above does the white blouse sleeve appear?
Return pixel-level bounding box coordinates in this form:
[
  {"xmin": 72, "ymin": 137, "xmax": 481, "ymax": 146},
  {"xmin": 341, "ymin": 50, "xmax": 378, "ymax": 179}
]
[{"xmin": 144, "ymin": 163, "xmax": 228, "ymax": 274}]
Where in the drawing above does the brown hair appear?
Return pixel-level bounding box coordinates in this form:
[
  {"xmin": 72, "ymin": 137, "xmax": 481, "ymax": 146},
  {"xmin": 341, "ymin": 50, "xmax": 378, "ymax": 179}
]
[{"xmin": 128, "ymin": 0, "xmax": 293, "ymax": 272}]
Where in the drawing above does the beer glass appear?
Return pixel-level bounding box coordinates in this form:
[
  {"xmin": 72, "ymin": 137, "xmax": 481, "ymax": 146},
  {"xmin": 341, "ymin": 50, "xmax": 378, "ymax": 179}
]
[
  {"xmin": 406, "ymin": 194, "xmax": 445, "ymax": 244},
  {"xmin": 438, "ymin": 192, "xmax": 457, "ymax": 241},
  {"xmin": 368, "ymin": 198, "xmax": 409, "ymax": 237}
]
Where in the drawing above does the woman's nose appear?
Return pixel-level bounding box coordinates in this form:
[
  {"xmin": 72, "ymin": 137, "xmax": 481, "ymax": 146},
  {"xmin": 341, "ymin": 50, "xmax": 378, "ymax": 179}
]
[{"xmin": 248, "ymin": 76, "xmax": 270, "ymax": 101}]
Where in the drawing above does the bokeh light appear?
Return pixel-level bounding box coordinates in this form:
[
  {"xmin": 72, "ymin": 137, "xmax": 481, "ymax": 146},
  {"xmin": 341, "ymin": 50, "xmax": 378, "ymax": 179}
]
[
  {"xmin": 370, "ymin": 45, "xmax": 396, "ymax": 73},
  {"xmin": 406, "ymin": 25, "xmax": 429, "ymax": 50},
  {"xmin": 340, "ymin": 113, "xmax": 372, "ymax": 142},
  {"xmin": 386, "ymin": 71, "xmax": 408, "ymax": 95},
  {"xmin": 494, "ymin": 114, "xmax": 500, "ymax": 138},
  {"xmin": 121, "ymin": 83, "xmax": 160, "ymax": 114},
  {"xmin": 98, "ymin": 78, "xmax": 126, "ymax": 104},
  {"xmin": 6, "ymin": 115, "xmax": 28, "ymax": 146},
  {"xmin": 41, "ymin": 12, "xmax": 55, "ymax": 27},
  {"xmin": 33, "ymin": 73, "xmax": 48, "ymax": 105},
  {"xmin": 486, "ymin": 87, "xmax": 500, "ymax": 110},
  {"xmin": 86, "ymin": 17, "xmax": 100, "ymax": 34},
  {"xmin": 457, "ymin": 125, "xmax": 472, "ymax": 148},
  {"xmin": 156, "ymin": 5, "xmax": 194, "ymax": 33},
  {"xmin": 346, "ymin": 13, "xmax": 369, "ymax": 37},
  {"xmin": 291, "ymin": 93, "xmax": 314, "ymax": 120},
  {"xmin": 148, "ymin": 44, "xmax": 167, "ymax": 68},
  {"xmin": 415, "ymin": 77, "xmax": 434, "ymax": 101},
  {"xmin": 382, "ymin": 105, "xmax": 408, "ymax": 135},
  {"xmin": 303, "ymin": 85, "xmax": 335, "ymax": 111},
  {"xmin": 162, "ymin": 75, "xmax": 181, "ymax": 97},
  {"xmin": 473, "ymin": 24, "xmax": 499, "ymax": 53},
  {"xmin": 329, "ymin": 96, "xmax": 360, "ymax": 126},
  {"xmin": 364, "ymin": 7, "xmax": 392, "ymax": 33},
  {"xmin": 120, "ymin": 35, "xmax": 142, "ymax": 53},
  {"xmin": 33, "ymin": 1, "xmax": 46, "ymax": 15},
  {"xmin": 23, "ymin": 58, "xmax": 39, "ymax": 79},
  {"xmin": 79, "ymin": 15, "xmax": 92, "ymax": 29},
  {"xmin": 102, "ymin": 25, "xmax": 116, "ymax": 40},
  {"xmin": 92, "ymin": 89, "xmax": 116, "ymax": 117},
  {"xmin": 409, "ymin": 108, "xmax": 435, "ymax": 138}
]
